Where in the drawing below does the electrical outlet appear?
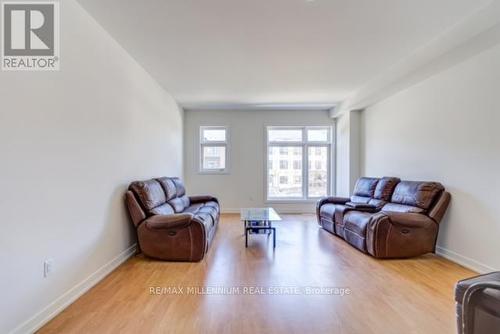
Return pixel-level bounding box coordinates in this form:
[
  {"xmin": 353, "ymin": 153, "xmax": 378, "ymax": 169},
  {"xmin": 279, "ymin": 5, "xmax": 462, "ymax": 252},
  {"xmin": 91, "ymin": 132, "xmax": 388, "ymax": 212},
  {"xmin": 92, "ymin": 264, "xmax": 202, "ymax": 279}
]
[{"xmin": 44, "ymin": 259, "xmax": 54, "ymax": 278}]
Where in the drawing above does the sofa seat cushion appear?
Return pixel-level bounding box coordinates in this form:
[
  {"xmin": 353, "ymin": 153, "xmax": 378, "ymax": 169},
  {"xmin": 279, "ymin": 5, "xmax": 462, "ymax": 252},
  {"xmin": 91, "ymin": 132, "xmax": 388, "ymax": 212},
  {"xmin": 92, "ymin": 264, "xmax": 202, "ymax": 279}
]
[
  {"xmin": 168, "ymin": 195, "xmax": 190, "ymax": 213},
  {"xmin": 194, "ymin": 212, "xmax": 215, "ymax": 229},
  {"xmin": 184, "ymin": 203, "xmax": 203, "ymax": 214},
  {"xmin": 332, "ymin": 205, "xmax": 352, "ymax": 239},
  {"xmin": 382, "ymin": 203, "xmax": 424, "ymax": 214},
  {"xmin": 343, "ymin": 211, "xmax": 373, "ymax": 252},
  {"xmin": 204, "ymin": 201, "xmax": 219, "ymax": 209},
  {"xmin": 344, "ymin": 211, "xmax": 372, "ymax": 236},
  {"xmin": 197, "ymin": 206, "xmax": 219, "ymax": 223},
  {"xmin": 334, "ymin": 205, "xmax": 350, "ymax": 224},
  {"xmin": 149, "ymin": 203, "xmax": 175, "ymax": 216},
  {"xmin": 319, "ymin": 204, "xmax": 336, "ymax": 219},
  {"xmin": 368, "ymin": 199, "xmax": 386, "ymax": 209},
  {"xmin": 350, "ymin": 195, "xmax": 371, "ymax": 204},
  {"xmin": 184, "ymin": 200, "xmax": 219, "ymax": 223}
]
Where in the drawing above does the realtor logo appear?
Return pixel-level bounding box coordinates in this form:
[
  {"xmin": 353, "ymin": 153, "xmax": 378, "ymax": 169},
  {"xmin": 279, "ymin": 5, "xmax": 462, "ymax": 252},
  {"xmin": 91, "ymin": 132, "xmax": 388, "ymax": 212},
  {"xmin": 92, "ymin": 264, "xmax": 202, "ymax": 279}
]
[{"xmin": 2, "ymin": 1, "xmax": 59, "ymax": 70}]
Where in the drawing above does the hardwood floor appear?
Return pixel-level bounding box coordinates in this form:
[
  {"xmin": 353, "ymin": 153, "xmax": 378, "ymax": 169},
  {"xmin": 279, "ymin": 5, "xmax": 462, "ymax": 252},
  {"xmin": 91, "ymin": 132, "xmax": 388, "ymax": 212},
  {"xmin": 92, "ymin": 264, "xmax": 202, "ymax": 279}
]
[{"xmin": 39, "ymin": 214, "xmax": 475, "ymax": 334}]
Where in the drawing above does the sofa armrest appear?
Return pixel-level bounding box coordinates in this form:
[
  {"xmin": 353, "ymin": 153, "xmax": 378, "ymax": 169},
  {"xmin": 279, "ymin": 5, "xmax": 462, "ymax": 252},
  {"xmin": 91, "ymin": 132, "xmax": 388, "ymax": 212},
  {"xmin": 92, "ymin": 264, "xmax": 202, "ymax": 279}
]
[
  {"xmin": 428, "ymin": 191, "xmax": 451, "ymax": 223},
  {"xmin": 317, "ymin": 196, "xmax": 350, "ymax": 209},
  {"xmin": 189, "ymin": 195, "xmax": 219, "ymax": 204},
  {"xmin": 380, "ymin": 211, "xmax": 435, "ymax": 228},
  {"xmin": 316, "ymin": 196, "xmax": 350, "ymax": 224},
  {"xmin": 456, "ymin": 272, "xmax": 500, "ymax": 303},
  {"xmin": 461, "ymin": 280, "xmax": 500, "ymax": 334},
  {"xmin": 366, "ymin": 212, "xmax": 438, "ymax": 258},
  {"xmin": 125, "ymin": 191, "xmax": 147, "ymax": 227},
  {"xmin": 144, "ymin": 213, "xmax": 194, "ymax": 230}
]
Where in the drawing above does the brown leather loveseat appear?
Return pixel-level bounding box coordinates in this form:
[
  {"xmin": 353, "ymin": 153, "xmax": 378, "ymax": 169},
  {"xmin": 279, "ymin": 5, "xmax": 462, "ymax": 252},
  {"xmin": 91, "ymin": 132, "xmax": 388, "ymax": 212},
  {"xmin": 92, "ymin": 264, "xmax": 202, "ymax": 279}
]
[
  {"xmin": 317, "ymin": 177, "xmax": 450, "ymax": 258},
  {"xmin": 125, "ymin": 177, "xmax": 219, "ymax": 261}
]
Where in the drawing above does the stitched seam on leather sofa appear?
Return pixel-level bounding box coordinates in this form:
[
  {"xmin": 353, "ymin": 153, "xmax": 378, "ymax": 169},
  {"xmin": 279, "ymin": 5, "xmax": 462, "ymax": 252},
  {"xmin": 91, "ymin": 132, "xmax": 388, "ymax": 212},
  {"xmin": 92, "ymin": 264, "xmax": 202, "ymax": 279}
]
[
  {"xmin": 189, "ymin": 227, "xmax": 193, "ymax": 261},
  {"xmin": 344, "ymin": 228, "xmax": 366, "ymax": 240},
  {"xmin": 383, "ymin": 224, "xmax": 393, "ymax": 257}
]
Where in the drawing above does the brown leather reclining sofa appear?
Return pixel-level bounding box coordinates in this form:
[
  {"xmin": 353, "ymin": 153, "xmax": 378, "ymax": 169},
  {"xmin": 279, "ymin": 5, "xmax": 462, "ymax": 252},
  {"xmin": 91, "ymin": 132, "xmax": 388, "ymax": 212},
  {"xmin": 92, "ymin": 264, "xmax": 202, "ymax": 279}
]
[
  {"xmin": 125, "ymin": 177, "xmax": 219, "ymax": 261},
  {"xmin": 317, "ymin": 177, "xmax": 451, "ymax": 258}
]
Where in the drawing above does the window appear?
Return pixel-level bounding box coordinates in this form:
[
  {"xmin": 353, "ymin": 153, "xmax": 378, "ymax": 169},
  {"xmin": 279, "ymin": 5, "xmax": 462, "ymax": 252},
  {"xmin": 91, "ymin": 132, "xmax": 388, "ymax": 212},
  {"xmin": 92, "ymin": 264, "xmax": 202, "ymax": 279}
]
[
  {"xmin": 315, "ymin": 160, "xmax": 322, "ymax": 170},
  {"xmin": 309, "ymin": 146, "xmax": 328, "ymax": 197},
  {"xmin": 267, "ymin": 126, "xmax": 331, "ymax": 200},
  {"xmin": 200, "ymin": 126, "xmax": 228, "ymax": 173},
  {"xmin": 269, "ymin": 129, "xmax": 302, "ymax": 142},
  {"xmin": 268, "ymin": 146, "xmax": 303, "ymax": 198},
  {"xmin": 293, "ymin": 160, "xmax": 301, "ymax": 170},
  {"xmin": 307, "ymin": 128, "xmax": 329, "ymax": 142}
]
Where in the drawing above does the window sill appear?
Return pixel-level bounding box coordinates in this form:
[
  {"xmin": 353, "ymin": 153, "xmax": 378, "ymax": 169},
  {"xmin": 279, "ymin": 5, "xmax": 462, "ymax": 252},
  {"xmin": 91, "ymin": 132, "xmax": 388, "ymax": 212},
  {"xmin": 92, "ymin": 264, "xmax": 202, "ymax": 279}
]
[
  {"xmin": 198, "ymin": 170, "xmax": 230, "ymax": 175},
  {"xmin": 265, "ymin": 199, "xmax": 321, "ymax": 204}
]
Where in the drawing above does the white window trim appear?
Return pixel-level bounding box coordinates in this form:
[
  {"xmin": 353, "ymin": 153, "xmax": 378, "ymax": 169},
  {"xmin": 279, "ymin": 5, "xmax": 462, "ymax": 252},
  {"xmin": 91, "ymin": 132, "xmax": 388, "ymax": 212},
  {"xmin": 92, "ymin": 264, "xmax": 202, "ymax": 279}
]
[
  {"xmin": 199, "ymin": 126, "xmax": 229, "ymax": 174},
  {"xmin": 265, "ymin": 126, "xmax": 333, "ymax": 202}
]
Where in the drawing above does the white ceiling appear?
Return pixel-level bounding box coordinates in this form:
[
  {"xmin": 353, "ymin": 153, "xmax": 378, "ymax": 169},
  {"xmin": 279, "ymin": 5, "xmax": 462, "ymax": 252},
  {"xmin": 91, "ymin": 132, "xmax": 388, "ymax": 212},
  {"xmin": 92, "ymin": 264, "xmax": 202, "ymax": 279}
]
[{"xmin": 77, "ymin": 0, "xmax": 492, "ymax": 109}]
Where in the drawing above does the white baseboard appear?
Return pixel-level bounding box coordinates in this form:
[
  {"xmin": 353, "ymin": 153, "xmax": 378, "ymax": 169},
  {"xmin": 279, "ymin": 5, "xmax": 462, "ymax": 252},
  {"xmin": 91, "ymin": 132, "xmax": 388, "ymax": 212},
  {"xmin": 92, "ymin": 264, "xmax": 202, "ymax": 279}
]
[
  {"xmin": 11, "ymin": 244, "xmax": 137, "ymax": 334},
  {"xmin": 436, "ymin": 246, "xmax": 496, "ymax": 274}
]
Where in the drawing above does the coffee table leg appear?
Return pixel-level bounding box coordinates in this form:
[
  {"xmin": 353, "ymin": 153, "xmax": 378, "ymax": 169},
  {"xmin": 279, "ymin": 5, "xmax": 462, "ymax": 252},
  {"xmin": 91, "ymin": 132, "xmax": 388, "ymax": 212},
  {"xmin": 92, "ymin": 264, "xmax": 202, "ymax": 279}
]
[
  {"xmin": 272, "ymin": 227, "xmax": 276, "ymax": 248},
  {"xmin": 245, "ymin": 228, "xmax": 248, "ymax": 248}
]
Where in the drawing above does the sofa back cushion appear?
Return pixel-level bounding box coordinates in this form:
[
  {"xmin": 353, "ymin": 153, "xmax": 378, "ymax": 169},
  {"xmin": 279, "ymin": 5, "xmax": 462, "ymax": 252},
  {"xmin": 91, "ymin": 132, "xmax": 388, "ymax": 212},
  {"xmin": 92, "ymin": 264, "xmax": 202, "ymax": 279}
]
[
  {"xmin": 171, "ymin": 177, "xmax": 186, "ymax": 197},
  {"xmin": 157, "ymin": 177, "xmax": 177, "ymax": 200},
  {"xmin": 156, "ymin": 177, "xmax": 190, "ymax": 213},
  {"xmin": 373, "ymin": 177, "xmax": 400, "ymax": 201},
  {"xmin": 168, "ymin": 196, "xmax": 189, "ymax": 213},
  {"xmin": 390, "ymin": 181, "xmax": 444, "ymax": 210},
  {"xmin": 129, "ymin": 177, "xmax": 191, "ymax": 215},
  {"xmin": 129, "ymin": 180, "xmax": 166, "ymax": 212},
  {"xmin": 351, "ymin": 177, "xmax": 379, "ymax": 203}
]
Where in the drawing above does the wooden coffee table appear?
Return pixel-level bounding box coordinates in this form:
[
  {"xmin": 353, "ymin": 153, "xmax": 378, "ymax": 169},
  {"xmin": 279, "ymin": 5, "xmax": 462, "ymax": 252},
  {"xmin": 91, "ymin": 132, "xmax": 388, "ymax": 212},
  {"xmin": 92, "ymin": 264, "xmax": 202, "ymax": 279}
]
[{"xmin": 240, "ymin": 208, "xmax": 281, "ymax": 248}]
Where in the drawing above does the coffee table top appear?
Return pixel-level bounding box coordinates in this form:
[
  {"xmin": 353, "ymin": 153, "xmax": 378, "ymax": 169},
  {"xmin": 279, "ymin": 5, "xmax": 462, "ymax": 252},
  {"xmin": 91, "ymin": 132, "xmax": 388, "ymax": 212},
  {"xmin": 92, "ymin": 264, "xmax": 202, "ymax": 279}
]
[{"xmin": 240, "ymin": 208, "xmax": 281, "ymax": 222}]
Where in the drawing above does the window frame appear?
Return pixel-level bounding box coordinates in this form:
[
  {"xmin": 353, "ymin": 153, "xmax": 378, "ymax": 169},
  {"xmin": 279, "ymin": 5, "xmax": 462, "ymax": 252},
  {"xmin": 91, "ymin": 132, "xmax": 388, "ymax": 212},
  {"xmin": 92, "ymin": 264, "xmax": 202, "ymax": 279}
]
[
  {"xmin": 265, "ymin": 126, "xmax": 332, "ymax": 202},
  {"xmin": 199, "ymin": 126, "xmax": 229, "ymax": 174}
]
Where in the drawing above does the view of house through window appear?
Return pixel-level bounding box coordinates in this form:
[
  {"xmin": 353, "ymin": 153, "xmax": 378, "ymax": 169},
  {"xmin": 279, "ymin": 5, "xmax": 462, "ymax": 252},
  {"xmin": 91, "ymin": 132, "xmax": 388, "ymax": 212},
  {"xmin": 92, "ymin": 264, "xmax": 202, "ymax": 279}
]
[
  {"xmin": 267, "ymin": 127, "xmax": 331, "ymax": 200},
  {"xmin": 200, "ymin": 126, "xmax": 228, "ymax": 172}
]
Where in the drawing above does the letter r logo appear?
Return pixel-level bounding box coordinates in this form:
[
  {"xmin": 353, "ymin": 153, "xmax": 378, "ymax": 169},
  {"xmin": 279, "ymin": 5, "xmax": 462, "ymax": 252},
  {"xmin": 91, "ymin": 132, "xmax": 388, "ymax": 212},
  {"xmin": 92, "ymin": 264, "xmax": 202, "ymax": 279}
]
[{"xmin": 3, "ymin": 3, "xmax": 55, "ymax": 56}]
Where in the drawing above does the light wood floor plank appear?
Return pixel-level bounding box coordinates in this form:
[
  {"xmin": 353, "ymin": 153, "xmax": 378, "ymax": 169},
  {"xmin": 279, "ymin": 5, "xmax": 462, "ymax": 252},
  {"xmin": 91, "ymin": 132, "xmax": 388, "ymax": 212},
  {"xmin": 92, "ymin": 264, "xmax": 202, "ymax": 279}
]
[{"xmin": 39, "ymin": 214, "xmax": 475, "ymax": 334}]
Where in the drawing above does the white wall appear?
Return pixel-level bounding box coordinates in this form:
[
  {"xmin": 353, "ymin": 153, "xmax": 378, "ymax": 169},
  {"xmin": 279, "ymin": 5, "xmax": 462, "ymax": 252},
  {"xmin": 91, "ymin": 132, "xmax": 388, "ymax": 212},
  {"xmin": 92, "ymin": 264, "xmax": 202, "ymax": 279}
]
[
  {"xmin": 184, "ymin": 110, "xmax": 335, "ymax": 213},
  {"xmin": 361, "ymin": 42, "xmax": 500, "ymax": 272},
  {"xmin": 335, "ymin": 112, "xmax": 350, "ymax": 196},
  {"xmin": 0, "ymin": 1, "xmax": 183, "ymax": 333},
  {"xmin": 335, "ymin": 110, "xmax": 361, "ymax": 196}
]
